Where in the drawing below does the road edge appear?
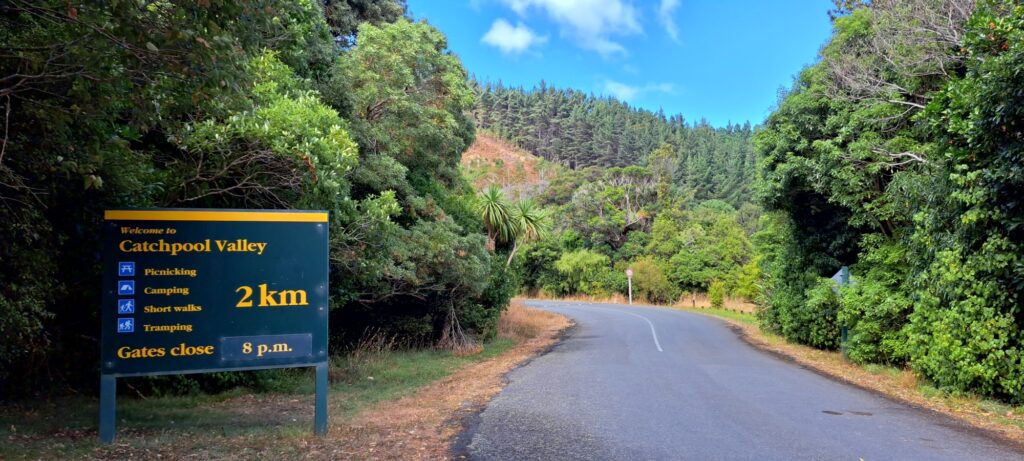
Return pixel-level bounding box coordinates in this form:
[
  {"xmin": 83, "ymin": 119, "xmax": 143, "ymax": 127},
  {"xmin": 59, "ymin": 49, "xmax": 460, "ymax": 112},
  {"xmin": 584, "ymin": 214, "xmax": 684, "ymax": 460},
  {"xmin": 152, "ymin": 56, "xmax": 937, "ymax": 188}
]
[
  {"xmin": 712, "ymin": 315, "xmax": 1024, "ymax": 453},
  {"xmin": 448, "ymin": 322, "xmax": 577, "ymax": 459}
]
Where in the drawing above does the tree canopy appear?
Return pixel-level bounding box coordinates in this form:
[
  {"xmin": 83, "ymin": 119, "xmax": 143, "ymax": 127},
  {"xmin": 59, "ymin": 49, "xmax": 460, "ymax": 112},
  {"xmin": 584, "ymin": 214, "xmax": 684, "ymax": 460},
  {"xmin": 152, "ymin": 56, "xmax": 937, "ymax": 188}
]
[
  {"xmin": 0, "ymin": 0, "xmax": 510, "ymax": 395},
  {"xmin": 755, "ymin": 0, "xmax": 1024, "ymax": 402}
]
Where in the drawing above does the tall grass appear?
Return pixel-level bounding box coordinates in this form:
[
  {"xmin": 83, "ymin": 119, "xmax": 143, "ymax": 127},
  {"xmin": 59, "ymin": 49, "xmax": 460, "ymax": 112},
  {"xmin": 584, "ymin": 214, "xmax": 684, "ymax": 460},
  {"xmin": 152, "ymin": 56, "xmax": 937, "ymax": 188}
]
[
  {"xmin": 330, "ymin": 329, "xmax": 400, "ymax": 384},
  {"xmin": 672, "ymin": 293, "xmax": 758, "ymax": 313},
  {"xmin": 498, "ymin": 300, "xmax": 565, "ymax": 342},
  {"xmin": 528, "ymin": 291, "xmax": 758, "ymax": 314}
]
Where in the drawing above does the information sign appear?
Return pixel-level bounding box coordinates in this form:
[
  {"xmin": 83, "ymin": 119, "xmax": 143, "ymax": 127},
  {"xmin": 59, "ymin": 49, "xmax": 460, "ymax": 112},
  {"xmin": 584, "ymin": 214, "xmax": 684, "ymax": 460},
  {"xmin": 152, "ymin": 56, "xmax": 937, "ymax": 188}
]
[{"xmin": 98, "ymin": 209, "xmax": 329, "ymax": 442}]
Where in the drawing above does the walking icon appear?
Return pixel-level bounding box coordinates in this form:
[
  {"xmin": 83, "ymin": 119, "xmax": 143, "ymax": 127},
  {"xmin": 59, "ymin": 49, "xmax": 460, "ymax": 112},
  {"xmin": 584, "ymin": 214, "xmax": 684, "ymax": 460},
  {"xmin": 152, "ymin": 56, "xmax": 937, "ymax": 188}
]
[
  {"xmin": 117, "ymin": 318, "xmax": 134, "ymax": 333},
  {"xmin": 117, "ymin": 280, "xmax": 135, "ymax": 295},
  {"xmin": 118, "ymin": 261, "xmax": 135, "ymax": 277},
  {"xmin": 117, "ymin": 299, "xmax": 135, "ymax": 314}
]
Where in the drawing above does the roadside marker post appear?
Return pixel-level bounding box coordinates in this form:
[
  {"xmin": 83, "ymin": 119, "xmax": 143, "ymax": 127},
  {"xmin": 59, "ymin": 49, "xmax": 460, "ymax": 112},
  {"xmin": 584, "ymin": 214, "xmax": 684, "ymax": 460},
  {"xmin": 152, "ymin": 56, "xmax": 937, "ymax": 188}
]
[{"xmin": 626, "ymin": 268, "xmax": 634, "ymax": 305}]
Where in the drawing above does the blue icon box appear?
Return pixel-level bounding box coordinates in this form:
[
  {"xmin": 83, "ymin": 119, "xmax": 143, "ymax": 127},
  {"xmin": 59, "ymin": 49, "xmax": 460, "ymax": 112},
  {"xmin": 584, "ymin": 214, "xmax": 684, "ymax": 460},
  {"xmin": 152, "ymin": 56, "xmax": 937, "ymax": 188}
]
[
  {"xmin": 117, "ymin": 299, "xmax": 135, "ymax": 314},
  {"xmin": 117, "ymin": 280, "xmax": 135, "ymax": 295},
  {"xmin": 118, "ymin": 262, "xmax": 135, "ymax": 277},
  {"xmin": 117, "ymin": 318, "xmax": 134, "ymax": 333}
]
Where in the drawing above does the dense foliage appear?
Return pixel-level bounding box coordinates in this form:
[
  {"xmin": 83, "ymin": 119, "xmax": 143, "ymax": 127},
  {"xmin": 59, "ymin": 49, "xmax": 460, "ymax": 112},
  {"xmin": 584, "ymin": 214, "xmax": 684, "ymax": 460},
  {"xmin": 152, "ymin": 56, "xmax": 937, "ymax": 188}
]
[
  {"xmin": 511, "ymin": 158, "xmax": 764, "ymax": 307},
  {"xmin": 756, "ymin": 0, "xmax": 1024, "ymax": 401},
  {"xmin": 467, "ymin": 79, "xmax": 765, "ymax": 309},
  {"xmin": 0, "ymin": 0, "xmax": 515, "ymax": 395}
]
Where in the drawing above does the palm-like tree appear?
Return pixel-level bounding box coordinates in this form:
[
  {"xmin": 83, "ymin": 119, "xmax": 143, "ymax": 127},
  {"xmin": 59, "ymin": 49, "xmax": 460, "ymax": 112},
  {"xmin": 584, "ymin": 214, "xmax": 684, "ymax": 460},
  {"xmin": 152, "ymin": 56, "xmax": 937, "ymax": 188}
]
[
  {"xmin": 506, "ymin": 198, "xmax": 549, "ymax": 266},
  {"xmin": 476, "ymin": 186, "xmax": 551, "ymax": 265},
  {"xmin": 476, "ymin": 185, "xmax": 515, "ymax": 249}
]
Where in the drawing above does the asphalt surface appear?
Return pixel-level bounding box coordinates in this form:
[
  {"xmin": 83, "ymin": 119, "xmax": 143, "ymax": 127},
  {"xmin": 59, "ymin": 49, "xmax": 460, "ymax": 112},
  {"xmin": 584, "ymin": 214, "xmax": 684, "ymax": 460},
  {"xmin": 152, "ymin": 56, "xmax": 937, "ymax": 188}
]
[{"xmin": 460, "ymin": 300, "xmax": 1024, "ymax": 461}]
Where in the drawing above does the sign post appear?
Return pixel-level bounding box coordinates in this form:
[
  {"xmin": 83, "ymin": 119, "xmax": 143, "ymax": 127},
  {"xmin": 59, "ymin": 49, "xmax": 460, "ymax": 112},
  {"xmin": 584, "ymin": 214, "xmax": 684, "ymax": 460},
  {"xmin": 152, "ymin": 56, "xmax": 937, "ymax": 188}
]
[
  {"xmin": 99, "ymin": 209, "xmax": 330, "ymax": 443},
  {"xmin": 831, "ymin": 266, "xmax": 851, "ymax": 358},
  {"xmin": 626, "ymin": 268, "xmax": 634, "ymax": 305}
]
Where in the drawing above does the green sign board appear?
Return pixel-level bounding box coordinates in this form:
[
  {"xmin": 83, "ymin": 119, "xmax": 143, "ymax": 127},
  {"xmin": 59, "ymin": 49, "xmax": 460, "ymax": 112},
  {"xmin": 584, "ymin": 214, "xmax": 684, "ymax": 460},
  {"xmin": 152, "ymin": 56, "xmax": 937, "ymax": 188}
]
[{"xmin": 98, "ymin": 209, "xmax": 329, "ymax": 442}]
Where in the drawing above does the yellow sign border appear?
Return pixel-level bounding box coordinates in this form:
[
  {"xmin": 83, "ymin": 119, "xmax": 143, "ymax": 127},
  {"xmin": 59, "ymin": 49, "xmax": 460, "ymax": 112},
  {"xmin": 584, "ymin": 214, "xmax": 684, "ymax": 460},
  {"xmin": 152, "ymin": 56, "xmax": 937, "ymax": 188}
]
[{"xmin": 104, "ymin": 210, "xmax": 328, "ymax": 223}]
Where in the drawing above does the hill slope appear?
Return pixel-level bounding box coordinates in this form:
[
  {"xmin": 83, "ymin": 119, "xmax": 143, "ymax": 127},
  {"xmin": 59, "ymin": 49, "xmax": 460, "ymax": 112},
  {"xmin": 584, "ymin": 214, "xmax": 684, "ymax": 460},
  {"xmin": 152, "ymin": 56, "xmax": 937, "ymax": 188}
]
[
  {"xmin": 470, "ymin": 80, "xmax": 758, "ymax": 206},
  {"xmin": 461, "ymin": 131, "xmax": 562, "ymax": 200}
]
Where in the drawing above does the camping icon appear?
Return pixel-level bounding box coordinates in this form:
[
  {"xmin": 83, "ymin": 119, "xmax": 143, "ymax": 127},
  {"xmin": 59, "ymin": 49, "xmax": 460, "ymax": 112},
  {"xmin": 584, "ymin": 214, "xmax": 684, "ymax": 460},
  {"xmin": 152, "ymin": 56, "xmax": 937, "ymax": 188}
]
[
  {"xmin": 117, "ymin": 318, "xmax": 134, "ymax": 333},
  {"xmin": 117, "ymin": 280, "xmax": 135, "ymax": 296}
]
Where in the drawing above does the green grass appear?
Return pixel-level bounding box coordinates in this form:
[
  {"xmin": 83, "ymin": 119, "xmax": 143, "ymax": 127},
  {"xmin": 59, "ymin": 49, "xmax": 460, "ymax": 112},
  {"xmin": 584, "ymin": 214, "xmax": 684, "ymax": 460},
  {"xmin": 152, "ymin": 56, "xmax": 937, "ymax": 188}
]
[
  {"xmin": 863, "ymin": 363, "xmax": 905, "ymax": 379},
  {"xmin": 676, "ymin": 306, "xmax": 758, "ymax": 325},
  {"xmin": 329, "ymin": 338, "xmax": 515, "ymax": 416},
  {"xmin": 0, "ymin": 338, "xmax": 517, "ymax": 460}
]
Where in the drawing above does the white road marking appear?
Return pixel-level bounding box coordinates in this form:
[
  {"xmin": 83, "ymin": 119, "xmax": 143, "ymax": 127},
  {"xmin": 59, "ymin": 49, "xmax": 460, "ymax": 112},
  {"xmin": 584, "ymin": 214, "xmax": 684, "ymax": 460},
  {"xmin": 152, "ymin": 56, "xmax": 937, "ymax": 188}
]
[
  {"xmin": 559, "ymin": 303, "xmax": 664, "ymax": 352},
  {"xmin": 619, "ymin": 310, "xmax": 664, "ymax": 352}
]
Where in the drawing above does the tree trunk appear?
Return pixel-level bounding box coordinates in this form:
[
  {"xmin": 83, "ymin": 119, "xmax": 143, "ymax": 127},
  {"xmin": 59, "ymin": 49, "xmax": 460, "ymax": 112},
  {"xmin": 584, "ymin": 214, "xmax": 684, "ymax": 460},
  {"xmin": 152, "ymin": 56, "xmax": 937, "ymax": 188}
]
[{"xmin": 505, "ymin": 241, "xmax": 519, "ymax": 267}]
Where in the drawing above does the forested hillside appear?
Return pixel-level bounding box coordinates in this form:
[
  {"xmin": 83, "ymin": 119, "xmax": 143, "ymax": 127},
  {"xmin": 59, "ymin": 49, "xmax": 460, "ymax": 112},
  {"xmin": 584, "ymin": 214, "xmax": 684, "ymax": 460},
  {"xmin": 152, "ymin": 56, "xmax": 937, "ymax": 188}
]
[
  {"xmin": 471, "ymin": 81, "xmax": 757, "ymax": 206},
  {"xmin": 756, "ymin": 0, "xmax": 1024, "ymax": 402},
  {"xmin": 0, "ymin": 0, "xmax": 524, "ymax": 395},
  {"xmin": 459, "ymin": 75, "xmax": 765, "ymax": 311},
  {"xmin": 465, "ymin": 135, "xmax": 763, "ymax": 312}
]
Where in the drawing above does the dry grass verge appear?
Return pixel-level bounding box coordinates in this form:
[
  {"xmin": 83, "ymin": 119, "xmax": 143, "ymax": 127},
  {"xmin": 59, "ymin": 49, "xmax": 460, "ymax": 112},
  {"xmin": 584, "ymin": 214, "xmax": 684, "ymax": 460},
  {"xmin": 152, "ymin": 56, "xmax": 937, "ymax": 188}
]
[
  {"xmin": 530, "ymin": 292, "xmax": 757, "ymax": 313},
  {"xmin": 306, "ymin": 300, "xmax": 571, "ymax": 460},
  {"xmin": 671, "ymin": 293, "xmax": 757, "ymax": 313},
  {"xmin": 498, "ymin": 300, "xmax": 567, "ymax": 342},
  {"xmin": 529, "ymin": 292, "xmax": 632, "ymax": 305},
  {"xmin": 0, "ymin": 301, "xmax": 572, "ymax": 460}
]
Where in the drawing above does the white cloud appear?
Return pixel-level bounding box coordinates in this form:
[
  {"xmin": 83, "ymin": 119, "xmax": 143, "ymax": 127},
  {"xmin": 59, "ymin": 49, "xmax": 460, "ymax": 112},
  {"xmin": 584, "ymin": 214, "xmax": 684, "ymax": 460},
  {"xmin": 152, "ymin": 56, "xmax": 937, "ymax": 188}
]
[
  {"xmin": 603, "ymin": 79, "xmax": 675, "ymax": 101},
  {"xmin": 647, "ymin": 82, "xmax": 675, "ymax": 93},
  {"xmin": 604, "ymin": 80, "xmax": 640, "ymax": 100},
  {"xmin": 498, "ymin": 0, "xmax": 641, "ymax": 57},
  {"xmin": 659, "ymin": 0, "xmax": 680, "ymax": 42},
  {"xmin": 481, "ymin": 19, "xmax": 548, "ymax": 54}
]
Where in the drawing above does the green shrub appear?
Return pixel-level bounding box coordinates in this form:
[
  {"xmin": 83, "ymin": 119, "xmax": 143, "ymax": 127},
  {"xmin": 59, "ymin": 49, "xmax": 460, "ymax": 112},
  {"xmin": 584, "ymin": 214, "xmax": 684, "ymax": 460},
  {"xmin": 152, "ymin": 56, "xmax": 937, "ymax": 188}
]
[
  {"xmin": 629, "ymin": 257, "xmax": 679, "ymax": 304},
  {"xmin": 799, "ymin": 278, "xmax": 841, "ymax": 349},
  {"xmin": 762, "ymin": 273, "xmax": 840, "ymax": 350},
  {"xmin": 839, "ymin": 280, "xmax": 911, "ymax": 365},
  {"xmin": 592, "ymin": 268, "xmax": 628, "ymax": 298},
  {"xmin": 837, "ymin": 236, "xmax": 912, "ymax": 365},
  {"xmin": 554, "ymin": 249, "xmax": 612, "ymax": 296},
  {"xmin": 708, "ymin": 280, "xmax": 726, "ymax": 308},
  {"xmin": 462, "ymin": 257, "xmax": 521, "ymax": 340},
  {"xmin": 906, "ymin": 244, "xmax": 1024, "ymax": 400},
  {"xmin": 731, "ymin": 258, "xmax": 762, "ymax": 301},
  {"xmin": 517, "ymin": 238, "xmax": 564, "ymax": 296},
  {"xmin": 902, "ymin": 1, "xmax": 1024, "ymax": 401}
]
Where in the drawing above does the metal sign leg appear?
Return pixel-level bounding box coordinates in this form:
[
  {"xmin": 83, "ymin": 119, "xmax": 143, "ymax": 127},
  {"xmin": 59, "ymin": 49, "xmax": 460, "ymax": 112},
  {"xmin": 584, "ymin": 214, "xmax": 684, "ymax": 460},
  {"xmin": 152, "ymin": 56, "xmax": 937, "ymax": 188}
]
[
  {"xmin": 315, "ymin": 362, "xmax": 328, "ymax": 436},
  {"xmin": 99, "ymin": 375, "xmax": 117, "ymax": 443}
]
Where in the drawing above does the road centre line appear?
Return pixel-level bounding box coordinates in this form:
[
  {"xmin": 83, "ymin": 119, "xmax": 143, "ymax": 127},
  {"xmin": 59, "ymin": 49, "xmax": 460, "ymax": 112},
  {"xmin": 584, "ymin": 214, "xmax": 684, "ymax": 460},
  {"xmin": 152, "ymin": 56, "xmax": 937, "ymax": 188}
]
[{"xmin": 564, "ymin": 304, "xmax": 664, "ymax": 352}]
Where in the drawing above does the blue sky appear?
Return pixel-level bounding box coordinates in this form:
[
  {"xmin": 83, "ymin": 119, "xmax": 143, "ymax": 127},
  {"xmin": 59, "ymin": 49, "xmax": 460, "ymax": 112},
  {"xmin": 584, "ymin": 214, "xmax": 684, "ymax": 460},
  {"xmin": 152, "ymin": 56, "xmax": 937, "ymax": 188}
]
[{"xmin": 406, "ymin": 0, "xmax": 835, "ymax": 127}]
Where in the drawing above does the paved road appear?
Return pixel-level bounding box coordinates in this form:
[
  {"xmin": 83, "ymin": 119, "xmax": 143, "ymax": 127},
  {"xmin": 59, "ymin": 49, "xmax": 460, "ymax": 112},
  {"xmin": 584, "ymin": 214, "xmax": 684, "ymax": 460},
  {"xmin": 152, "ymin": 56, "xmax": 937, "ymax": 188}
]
[{"xmin": 460, "ymin": 300, "xmax": 1024, "ymax": 461}]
